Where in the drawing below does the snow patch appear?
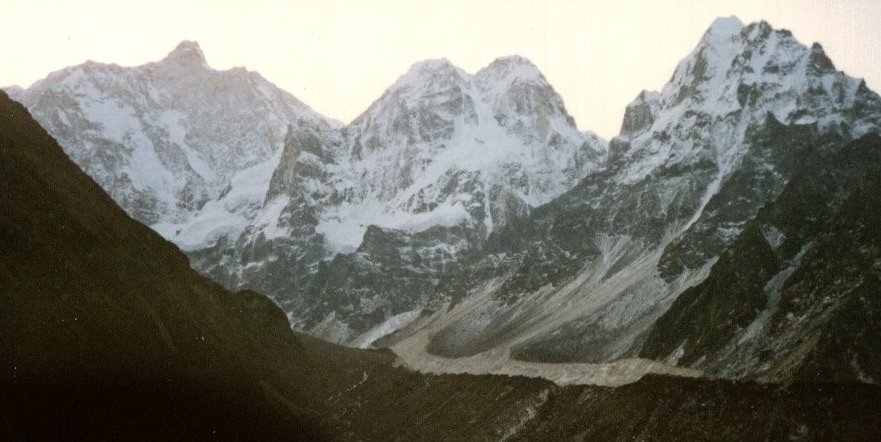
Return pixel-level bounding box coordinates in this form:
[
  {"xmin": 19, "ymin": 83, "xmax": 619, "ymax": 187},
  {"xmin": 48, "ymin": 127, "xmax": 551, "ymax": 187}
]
[
  {"xmin": 154, "ymin": 153, "xmax": 281, "ymax": 249},
  {"xmin": 738, "ymin": 242, "xmax": 811, "ymax": 345},
  {"xmin": 351, "ymin": 309, "xmax": 421, "ymax": 349},
  {"xmin": 760, "ymin": 223, "xmax": 786, "ymax": 250},
  {"xmin": 498, "ymin": 388, "xmax": 549, "ymax": 442},
  {"xmin": 316, "ymin": 198, "xmax": 472, "ymax": 254},
  {"xmin": 254, "ymin": 196, "xmax": 290, "ymax": 241}
]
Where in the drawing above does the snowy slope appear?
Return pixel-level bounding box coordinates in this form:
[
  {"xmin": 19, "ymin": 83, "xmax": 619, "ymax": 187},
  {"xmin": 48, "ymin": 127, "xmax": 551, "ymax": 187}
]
[
  {"xmin": 315, "ymin": 56, "xmax": 605, "ymax": 254},
  {"xmin": 15, "ymin": 42, "xmax": 605, "ymax": 347},
  {"xmin": 15, "ymin": 41, "xmax": 332, "ymax": 250},
  {"xmin": 388, "ymin": 17, "xmax": 881, "ymax": 371},
  {"xmin": 194, "ymin": 55, "xmax": 607, "ymax": 344},
  {"xmin": 617, "ymin": 16, "xmax": 879, "ymax": 185}
]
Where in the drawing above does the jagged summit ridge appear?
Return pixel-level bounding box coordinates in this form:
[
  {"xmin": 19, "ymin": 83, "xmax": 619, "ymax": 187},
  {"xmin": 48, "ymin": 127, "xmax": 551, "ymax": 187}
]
[
  {"xmin": 476, "ymin": 55, "xmax": 546, "ymax": 84},
  {"xmin": 401, "ymin": 57, "xmax": 464, "ymax": 77},
  {"xmin": 15, "ymin": 16, "xmax": 881, "ymax": 363},
  {"xmin": 378, "ymin": 58, "xmax": 471, "ymax": 105},
  {"xmin": 13, "ymin": 41, "xmax": 327, "ymax": 250},
  {"xmin": 321, "ymin": 54, "xmax": 605, "ymax": 251},
  {"xmin": 391, "ymin": 55, "xmax": 548, "ymax": 94},
  {"xmin": 615, "ymin": 17, "xmax": 881, "ymax": 184},
  {"xmin": 388, "ymin": 17, "xmax": 881, "ymax": 374},
  {"xmin": 706, "ymin": 15, "xmax": 745, "ymax": 37},
  {"xmin": 186, "ymin": 53, "xmax": 607, "ymax": 344},
  {"xmin": 159, "ymin": 40, "xmax": 209, "ymax": 68}
]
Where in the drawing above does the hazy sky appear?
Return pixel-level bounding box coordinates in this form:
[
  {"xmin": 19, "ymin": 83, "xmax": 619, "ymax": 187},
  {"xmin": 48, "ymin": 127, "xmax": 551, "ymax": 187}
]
[{"xmin": 4, "ymin": 0, "xmax": 879, "ymax": 139}]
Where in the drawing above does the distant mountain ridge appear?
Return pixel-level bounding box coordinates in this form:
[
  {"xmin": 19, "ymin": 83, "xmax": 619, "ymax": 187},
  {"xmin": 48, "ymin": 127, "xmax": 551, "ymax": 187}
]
[
  {"xmin": 5, "ymin": 83, "xmax": 880, "ymax": 439},
  {"xmin": 384, "ymin": 17, "xmax": 881, "ymax": 386},
  {"xmin": 191, "ymin": 53, "xmax": 607, "ymax": 343},
  {"xmin": 8, "ymin": 17, "xmax": 881, "ymax": 386},
  {"xmin": 10, "ymin": 44, "xmax": 606, "ymax": 345},
  {"xmin": 13, "ymin": 41, "xmax": 326, "ymax": 250}
]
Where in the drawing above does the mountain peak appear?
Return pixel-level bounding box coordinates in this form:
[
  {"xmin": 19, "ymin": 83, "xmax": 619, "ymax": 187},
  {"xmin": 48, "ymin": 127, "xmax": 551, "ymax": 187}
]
[
  {"xmin": 3, "ymin": 85, "xmax": 24, "ymax": 101},
  {"xmin": 809, "ymin": 42, "xmax": 836, "ymax": 73},
  {"xmin": 391, "ymin": 58, "xmax": 470, "ymax": 93},
  {"xmin": 485, "ymin": 55, "xmax": 538, "ymax": 70},
  {"xmin": 706, "ymin": 16, "xmax": 744, "ymax": 38},
  {"xmin": 161, "ymin": 40, "xmax": 208, "ymax": 69},
  {"xmin": 406, "ymin": 58, "xmax": 457, "ymax": 75},
  {"xmin": 476, "ymin": 55, "xmax": 544, "ymax": 84}
]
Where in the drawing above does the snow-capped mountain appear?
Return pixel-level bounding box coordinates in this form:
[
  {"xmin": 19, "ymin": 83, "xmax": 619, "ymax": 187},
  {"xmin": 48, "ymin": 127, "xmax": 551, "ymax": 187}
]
[
  {"xmin": 319, "ymin": 56, "xmax": 604, "ymax": 253},
  {"xmin": 12, "ymin": 44, "xmax": 606, "ymax": 346},
  {"xmin": 195, "ymin": 55, "xmax": 606, "ymax": 343},
  {"xmin": 386, "ymin": 17, "xmax": 881, "ymax": 383},
  {"xmin": 10, "ymin": 82, "xmax": 881, "ymax": 442},
  {"xmin": 11, "ymin": 17, "xmax": 881, "ymax": 386},
  {"xmin": 12, "ymin": 41, "xmax": 330, "ymax": 249}
]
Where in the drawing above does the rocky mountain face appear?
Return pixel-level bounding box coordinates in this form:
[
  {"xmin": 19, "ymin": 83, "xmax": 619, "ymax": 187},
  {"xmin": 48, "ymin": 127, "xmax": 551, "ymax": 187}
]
[
  {"xmin": 11, "ymin": 41, "xmax": 327, "ymax": 251},
  {"xmin": 385, "ymin": 17, "xmax": 881, "ymax": 378},
  {"xmin": 219, "ymin": 56, "xmax": 606, "ymax": 343},
  {"xmin": 4, "ymin": 89, "xmax": 880, "ymax": 441},
  {"xmin": 12, "ymin": 45, "xmax": 606, "ymax": 345},
  {"xmin": 642, "ymin": 133, "xmax": 881, "ymax": 384},
  {"xmin": 9, "ymin": 16, "xmax": 881, "ymax": 388}
]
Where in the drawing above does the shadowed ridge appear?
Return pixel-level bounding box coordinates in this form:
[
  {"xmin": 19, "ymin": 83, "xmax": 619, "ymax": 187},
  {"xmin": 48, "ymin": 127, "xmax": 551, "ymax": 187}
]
[{"xmin": 0, "ymin": 90, "xmax": 325, "ymax": 441}]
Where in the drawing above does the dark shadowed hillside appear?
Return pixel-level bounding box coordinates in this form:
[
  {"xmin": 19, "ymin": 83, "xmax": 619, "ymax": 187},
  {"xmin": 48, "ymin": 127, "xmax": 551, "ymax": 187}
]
[
  {"xmin": 0, "ymin": 87, "xmax": 328, "ymax": 441},
  {"xmin": 642, "ymin": 134, "xmax": 881, "ymax": 383}
]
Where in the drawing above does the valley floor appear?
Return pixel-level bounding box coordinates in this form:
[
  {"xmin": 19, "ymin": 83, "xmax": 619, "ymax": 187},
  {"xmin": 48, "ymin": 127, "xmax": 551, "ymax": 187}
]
[{"xmin": 390, "ymin": 329, "xmax": 701, "ymax": 387}]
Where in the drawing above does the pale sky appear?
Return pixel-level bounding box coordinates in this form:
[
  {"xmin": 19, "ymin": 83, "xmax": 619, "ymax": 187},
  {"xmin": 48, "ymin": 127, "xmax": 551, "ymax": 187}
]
[{"xmin": 4, "ymin": 0, "xmax": 880, "ymax": 139}]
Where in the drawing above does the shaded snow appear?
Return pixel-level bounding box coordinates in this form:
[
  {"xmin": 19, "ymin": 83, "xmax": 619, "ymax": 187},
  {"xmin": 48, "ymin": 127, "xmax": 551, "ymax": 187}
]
[
  {"xmin": 738, "ymin": 242, "xmax": 812, "ymax": 345},
  {"xmin": 17, "ymin": 40, "xmax": 326, "ymax": 247},
  {"xmin": 300, "ymin": 55, "xmax": 606, "ymax": 254},
  {"xmin": 351, "ymin": 309, "xmax": 421, "ymax": 349},
  {"xmin": 154, "ymin": 152, "xmax": 282, "ymax": 249},
  {"xmin": 316, "ymin": 198, "xmax": 473, "ymax": 253}
]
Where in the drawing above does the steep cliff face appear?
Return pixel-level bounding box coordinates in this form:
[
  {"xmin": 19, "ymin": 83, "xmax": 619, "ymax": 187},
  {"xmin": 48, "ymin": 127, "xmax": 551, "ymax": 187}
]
[
  {"xmin": 183, "ymin": 55, "xmax": 607, "ymax": 344},
  {"xmin": 392, "ymin": 18, "xmax": 881, "ymax": 370},
  {"xmin": 11, "ymin": 17, "xmax": 881, "ymax": 380},
  {"xmin": 12, "ymin": 43, "xmax": 606, "ymax": 345},
  {"xmin": 642, "ymin": 134, "xmax": 881, "ymax": 384},
  {"xmin": 12, "ymin": 41, "xmax": 328, "ymax": 250}
]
